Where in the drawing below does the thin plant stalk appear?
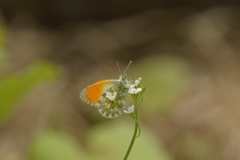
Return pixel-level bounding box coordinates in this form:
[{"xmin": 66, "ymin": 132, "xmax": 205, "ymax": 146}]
[{"xmin": 123, "ymin": 117, "xmax": 139, "ymax": 160}]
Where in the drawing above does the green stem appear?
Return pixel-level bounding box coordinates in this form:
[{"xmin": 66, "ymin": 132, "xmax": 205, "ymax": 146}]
[
  {"xmin": 124, "ymin": 91, "xmax": 144, "ymax": 159},
  {"xmin": 123, "ymin": 118, "xmax": 139, "ymax": 160}
]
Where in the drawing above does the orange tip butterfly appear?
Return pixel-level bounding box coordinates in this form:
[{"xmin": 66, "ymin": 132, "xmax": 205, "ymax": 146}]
[{"xmin": 80, "ymin": 61, "xmax": 132, "ymax": 118}]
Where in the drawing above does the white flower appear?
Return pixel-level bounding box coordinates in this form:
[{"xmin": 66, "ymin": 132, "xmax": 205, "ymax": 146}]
[
  {"xmin": 106, "ymin": 91, "xmax": 117, "ymax": 101},
  {"xmin": 127, "ymin": 77, "xmax": 143, "ymax": 94},
  {"xmin": 128, "ymin": 86, "xmax": 142, "ymax": 94},
  {"xmin": 124, "ymin": 105, "xmax": 135, "ymax": 114},
  {"xmin": 129, "ymin": 83, "xmax": 135, "ymax": 89},
  {"xmin": 134, "ymin": 77, "xmax": 142, "ymax": 86}
]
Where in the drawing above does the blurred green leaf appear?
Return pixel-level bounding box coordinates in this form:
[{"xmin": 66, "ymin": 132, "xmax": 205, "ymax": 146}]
[
  {"xmin": 0, "ymin": 26, "xmax": 7, "ymax": 47},
  {"xmin": 0, "ymin": 48, "xmax": 8, "ymax": 69},
  {"xmin": 0, "ymin": 60, "xmax": 59, "ymax": 125},
  {"xmin": 88, "ymin": 120, "xmax": 172, "ymax": 160},
  {"xmin": 130, "ymin": 55, "xmax": 193, "ymax": 117},
  {"xmin": 29, "ymin": 131, "xmax": 87, "ymax": 160},
  {"xmin": 0, "ymin": 26, "xmax": 9, "ymax": 70}
]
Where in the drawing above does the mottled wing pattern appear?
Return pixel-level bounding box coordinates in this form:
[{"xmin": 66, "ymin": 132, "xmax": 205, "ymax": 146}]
[{"xmin": 97, "ymin": 83, "xmax": 128, "ymax": 118}]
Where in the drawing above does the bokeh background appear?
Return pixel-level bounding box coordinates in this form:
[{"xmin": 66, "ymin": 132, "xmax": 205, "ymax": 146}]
[{"xmin": 0, "ymin": 1, "xmax": 240, "ymax": 160}]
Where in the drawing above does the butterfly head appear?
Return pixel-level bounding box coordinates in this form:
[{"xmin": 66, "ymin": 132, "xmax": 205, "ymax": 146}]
[{"xmin": 117, "ymin": 60, "xmax": 132, "ymax": 82}]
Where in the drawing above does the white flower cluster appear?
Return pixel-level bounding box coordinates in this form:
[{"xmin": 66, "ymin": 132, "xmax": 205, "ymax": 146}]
[
  {"xmin": 124, "ymin": 77, "xmax": 143, "ymax": 115},
  {"xmin": 128, "ymin": 78, "xmax": 142, "ymax": 94}
]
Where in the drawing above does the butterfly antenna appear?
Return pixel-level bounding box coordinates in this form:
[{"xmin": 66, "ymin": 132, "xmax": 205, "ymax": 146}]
[
  {"xmin": 117, "ymin": 63, "xmax": 122, "ymax": 75},
  {"xmin": 124, "ymin": 61, "xmax": 132, "ymax": 74},
  {"xmin": 128, "ymin": 72, "xmax": 135, "ymax": 81}
]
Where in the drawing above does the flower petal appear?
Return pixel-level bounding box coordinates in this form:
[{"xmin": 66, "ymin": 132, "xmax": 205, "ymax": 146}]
[
  {"xmin": 135, "ymin": 77, "xmax": 142, "ymax": 85},
  {"xmin": 124, "ymin": 105, "xmax": 135, "ymax": 114}
]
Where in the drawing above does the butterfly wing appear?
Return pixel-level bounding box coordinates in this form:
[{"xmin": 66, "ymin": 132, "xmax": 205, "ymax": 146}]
[
  {"xmin": 97, "ymin": 83, "xmax": 128, "ymax": 118},
  {"xmin": 80, "ymin": 79, "xmax": 118, "ymax": 106}
]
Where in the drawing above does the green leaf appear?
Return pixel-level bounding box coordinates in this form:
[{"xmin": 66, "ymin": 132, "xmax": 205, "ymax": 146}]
[
  {"xmin": 0, "ymin": 60, "xmax": 59, "ymax": 125},
  {"xmin": 28, "ymin": 131, "xmax": 87, "ymax": 160}
]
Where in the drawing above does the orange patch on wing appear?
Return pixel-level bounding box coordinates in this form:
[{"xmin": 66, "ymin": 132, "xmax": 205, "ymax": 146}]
[
  {"xmin": 87, "ymin": 80, "xmax": 114, "ymax": 104},
  {"xmin": 87, "ymin": 83, "xmax": 104, "ymax": 104}
]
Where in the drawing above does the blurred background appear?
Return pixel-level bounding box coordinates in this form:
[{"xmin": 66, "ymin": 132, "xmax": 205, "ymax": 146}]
[{"xmin": 0, "ymin": 0, "xmax": 240, "ymax": 160}]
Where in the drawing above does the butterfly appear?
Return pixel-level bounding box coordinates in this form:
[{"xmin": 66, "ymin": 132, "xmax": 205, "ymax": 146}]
[{"xmin": 80, "ymin": 61, "xmax": 132, "ymax": 118}]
